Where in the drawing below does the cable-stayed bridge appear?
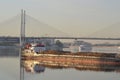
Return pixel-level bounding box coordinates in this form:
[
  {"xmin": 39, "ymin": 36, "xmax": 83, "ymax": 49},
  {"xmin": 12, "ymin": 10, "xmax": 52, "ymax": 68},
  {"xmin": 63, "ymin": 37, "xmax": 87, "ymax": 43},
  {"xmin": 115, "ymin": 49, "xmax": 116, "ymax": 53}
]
[
  {"xmin": 0, "ymin": 13, "xmax": 120, "ymax": 41},
  {"xmin": 0, "ymin": 36, "xmax": 120, "ymax": 43},
  {"xmin": 27, "ymin": 37, "xmax": 120, "ymax": 40}
]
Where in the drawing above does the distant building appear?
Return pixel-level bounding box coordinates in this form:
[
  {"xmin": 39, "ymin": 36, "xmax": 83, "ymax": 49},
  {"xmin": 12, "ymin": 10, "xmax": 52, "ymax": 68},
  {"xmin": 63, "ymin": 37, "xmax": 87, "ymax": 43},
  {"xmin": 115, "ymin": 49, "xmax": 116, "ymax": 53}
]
[
  {"xmin": 25, "ymin": 43, "xmax": 46, "ymax": 53},
  {"xmin": 30, "ymin": 43, "xmax": 46, "ymax": 53},
  {"xmin": 27, "ymin": 38, "xmax": 54, "ymax": 45},
  {"xmin": 70, "ymin": 40, "xmax": 92, "ymax": 53},
  {"xmin": 50, "ymin": 44, "xmax": 63, "ymax": 51},
  {"xmin": 25, "ymin": 38, "xmax": 64, "ymax": 52}
]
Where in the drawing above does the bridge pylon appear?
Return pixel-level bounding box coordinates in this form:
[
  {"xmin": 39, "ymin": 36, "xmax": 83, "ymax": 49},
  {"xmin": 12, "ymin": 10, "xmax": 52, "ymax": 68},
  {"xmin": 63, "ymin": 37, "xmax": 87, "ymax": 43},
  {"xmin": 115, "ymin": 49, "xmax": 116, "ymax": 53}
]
[{"xmin": 20, "ymin": 9, "xmax": 26, "ymax": 80}]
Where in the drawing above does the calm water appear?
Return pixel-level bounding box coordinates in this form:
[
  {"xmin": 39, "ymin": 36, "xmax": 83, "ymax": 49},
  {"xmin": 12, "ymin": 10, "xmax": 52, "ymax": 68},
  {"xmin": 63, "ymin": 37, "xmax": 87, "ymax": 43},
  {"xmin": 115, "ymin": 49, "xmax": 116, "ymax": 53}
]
[{"xmin": 0, "ymin": 46, "xmax": 120, "ymax": 80}]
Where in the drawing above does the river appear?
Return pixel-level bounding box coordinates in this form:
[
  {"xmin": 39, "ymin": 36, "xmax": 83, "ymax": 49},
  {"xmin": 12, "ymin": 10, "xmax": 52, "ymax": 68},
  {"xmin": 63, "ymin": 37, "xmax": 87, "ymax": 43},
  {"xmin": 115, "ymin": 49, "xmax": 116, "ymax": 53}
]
[{"xmin": 0, "ymin": 46, "xmax": 120, "ymax": 80}]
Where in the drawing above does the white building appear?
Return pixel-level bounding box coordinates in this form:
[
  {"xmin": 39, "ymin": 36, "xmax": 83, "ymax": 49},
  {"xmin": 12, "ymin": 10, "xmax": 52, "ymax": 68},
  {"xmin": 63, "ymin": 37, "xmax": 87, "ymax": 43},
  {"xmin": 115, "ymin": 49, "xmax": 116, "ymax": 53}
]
[{"xmin": 70, "ymin": 40, "xmax": 92, "ymax": 53}]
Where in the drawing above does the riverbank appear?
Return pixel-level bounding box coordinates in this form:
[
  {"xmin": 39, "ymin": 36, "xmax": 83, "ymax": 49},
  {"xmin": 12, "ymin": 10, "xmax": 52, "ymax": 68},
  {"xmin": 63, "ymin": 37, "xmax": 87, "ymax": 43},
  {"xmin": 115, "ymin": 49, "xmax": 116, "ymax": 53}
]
[{"xmin": 22, "ymin": 50, "xmax": 120, "ymax": 66}]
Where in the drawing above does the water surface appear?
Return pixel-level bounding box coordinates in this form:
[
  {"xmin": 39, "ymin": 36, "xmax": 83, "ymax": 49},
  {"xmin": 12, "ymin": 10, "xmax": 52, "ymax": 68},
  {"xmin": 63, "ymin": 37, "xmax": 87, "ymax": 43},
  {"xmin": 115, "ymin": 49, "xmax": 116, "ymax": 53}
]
[{"xmin": 0, "ymin": 46, "xmax": 120, "ymax": 80}]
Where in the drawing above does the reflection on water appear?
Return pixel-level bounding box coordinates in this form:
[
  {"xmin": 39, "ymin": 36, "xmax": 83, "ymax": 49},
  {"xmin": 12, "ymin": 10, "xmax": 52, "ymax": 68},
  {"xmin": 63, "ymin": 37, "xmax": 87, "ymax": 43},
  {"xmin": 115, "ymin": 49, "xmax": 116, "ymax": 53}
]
[
  {"xmin": 21, "ymin": 46, "xmax": 120, "ymax": 80},
  {"xmin": 0, "ymin": 46, "xmax": 120, "ymax": 80},
  {"xmin": 22, "ymin": 58, "xmax": 120, "ymax": 80},
  {"xmin": 1, "ymin": 57, "xmax": 119, "ymax": 80},
  {"xmin": 0, "ymin": 46, "xmax": 19, "ymax": 56},
  {"xmin": 22, "ymin": 60, "xmax": 120, "ymax": 73},
  {"xmin": 22, "ymin": 61, "xmax": 45, "ymax": 73},
  {"xmin": 0, "ymin": 46, "xmax": 19, "ymax": 80},
  {"xmin": 0, "ymin": 57, "xmax": 19, "ymax": 80}
]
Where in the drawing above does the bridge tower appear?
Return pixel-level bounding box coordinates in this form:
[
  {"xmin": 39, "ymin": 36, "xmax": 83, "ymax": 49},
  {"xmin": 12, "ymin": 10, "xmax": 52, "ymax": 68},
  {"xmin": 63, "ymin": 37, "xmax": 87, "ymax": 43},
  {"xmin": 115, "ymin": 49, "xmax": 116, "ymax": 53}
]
[
  {"xmin": 20, "ymin": 10, "xmax": 26, "ymax": 47},
  {"xmin": 20, "ymin": 9, "xmax": 26, "ymax": 80}
]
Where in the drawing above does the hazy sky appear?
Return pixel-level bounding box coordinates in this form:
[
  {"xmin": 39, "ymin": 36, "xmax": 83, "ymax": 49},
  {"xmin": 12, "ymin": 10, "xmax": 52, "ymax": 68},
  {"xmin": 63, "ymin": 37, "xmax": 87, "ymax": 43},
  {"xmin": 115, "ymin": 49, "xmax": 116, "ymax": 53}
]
[{"xmin": 0, "ymin": 0, "xmax": 120, "ymax": 36}]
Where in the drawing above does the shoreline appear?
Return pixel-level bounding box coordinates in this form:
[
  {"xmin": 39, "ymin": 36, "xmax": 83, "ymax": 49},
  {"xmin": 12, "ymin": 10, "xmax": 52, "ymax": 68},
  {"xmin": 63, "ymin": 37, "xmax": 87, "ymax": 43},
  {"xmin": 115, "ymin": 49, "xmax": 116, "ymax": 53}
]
[{"xmin": 22, "ymin": 50, "xmax": 120, "ymax": 66}]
